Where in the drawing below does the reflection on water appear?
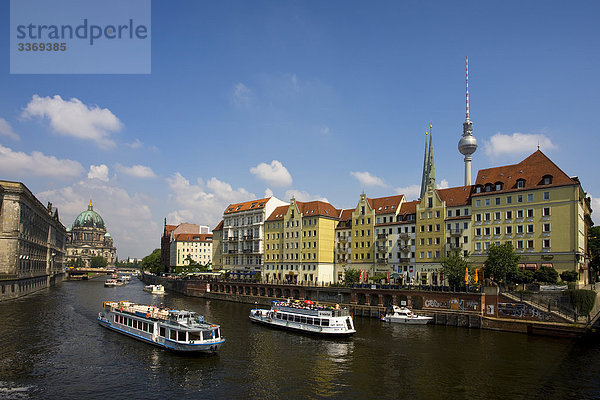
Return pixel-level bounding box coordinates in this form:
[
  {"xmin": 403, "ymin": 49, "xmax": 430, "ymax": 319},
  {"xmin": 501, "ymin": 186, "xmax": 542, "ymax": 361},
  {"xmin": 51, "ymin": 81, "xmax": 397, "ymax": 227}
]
[{"xmin": 0, "ymin": 276, "xmax": 599, "ymax": 399}]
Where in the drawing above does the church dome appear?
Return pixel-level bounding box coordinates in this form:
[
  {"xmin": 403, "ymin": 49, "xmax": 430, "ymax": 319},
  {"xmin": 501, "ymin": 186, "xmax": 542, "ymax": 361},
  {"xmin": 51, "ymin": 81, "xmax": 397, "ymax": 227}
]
[{"xmin": 73, "ymin": 200, "xmax": 106, "ymax": 230}]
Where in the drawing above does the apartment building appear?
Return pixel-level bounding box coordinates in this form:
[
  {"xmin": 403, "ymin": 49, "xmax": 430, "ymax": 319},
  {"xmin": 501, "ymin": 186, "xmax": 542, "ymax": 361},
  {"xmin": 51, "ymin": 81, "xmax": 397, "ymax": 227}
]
[{"xmin": 170, "ymin": 233, "xmax": 213, "ymax": 267}]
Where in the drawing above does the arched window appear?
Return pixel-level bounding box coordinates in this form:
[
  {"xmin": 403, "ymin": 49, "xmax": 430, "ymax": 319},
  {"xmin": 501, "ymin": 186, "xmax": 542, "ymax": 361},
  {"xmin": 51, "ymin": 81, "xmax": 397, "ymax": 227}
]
[
  {"xmin": 495, "ymin": 182, "xmax": 503, "ymax": 191},
  {"xmin": 542, "ymin": 175, "xmax": 553, "ymax": 185},
  {"xmin": 485, "ymin": 184, "xmax": 492, "ymax": 192},
  {"xmin": 516, "ymin": 179, "xmax": 526, "ymax": 189}
]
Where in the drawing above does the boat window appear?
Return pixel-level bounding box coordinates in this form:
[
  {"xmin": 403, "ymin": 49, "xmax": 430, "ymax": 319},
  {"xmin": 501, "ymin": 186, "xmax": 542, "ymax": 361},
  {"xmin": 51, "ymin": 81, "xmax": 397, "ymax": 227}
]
[
  {"xmin": 159, "ymin": 327, "xmax": 166, "ymax": 337},
  {"xmin": 306, "ymin": 317, "xmax": 313, "ymax": 325},
  {"xmin": 314, "ymin": 318, "xmax": 320, "ymax": 325},
  {"xmin": 149, "ymin": 324, "xmax": 154, "ymax": 334},
  {"xmin": 294, "ymin": 315, "xmax": 301, "ymax": 322},
  {"xmin": 170, "ymin": 330, "xmax": 177, "ymax": 340},
  {"xmin": 128, "ymin": 318, "xmax": 133, "ymax": 327},
  {"xmin": 178, "ymin": 331, "xmax": 186, "ymax": 342},
  {"xmin": 216, "ymin": 329, "xmax": 220, "ymax": 339},
  {"xmin": 321, "ymin": 319, "xmax": 329, "ymax": 327},
  {"xmin": 300, "ymin": 316, "xmax": 307, "ymax": 324},
  {"xmin": 189, "ymin": 331, "xmax": 201, "ymax": 341},
  {"xmin": 281, "ymin": 313, "xmax": 287, "ymax": 321}
]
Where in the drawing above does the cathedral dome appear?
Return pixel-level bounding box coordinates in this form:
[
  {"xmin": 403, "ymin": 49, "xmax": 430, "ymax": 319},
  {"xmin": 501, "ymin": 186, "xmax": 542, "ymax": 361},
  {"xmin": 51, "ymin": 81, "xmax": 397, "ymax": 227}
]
[{"xmin": 73, "ymin": 200, "xmax": 106, "ymax": 230}]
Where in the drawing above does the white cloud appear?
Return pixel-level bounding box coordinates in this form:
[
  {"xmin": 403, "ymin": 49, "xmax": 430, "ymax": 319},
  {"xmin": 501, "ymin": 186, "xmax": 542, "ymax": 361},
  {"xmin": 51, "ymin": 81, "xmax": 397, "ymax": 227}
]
[
  {"xmin": 350, "ymin": 171, "xmax": 387, "ymax": 187},
  {"xmin": 484, "ymin": 132, "xmax": 557, "ymax": 157},
  {"xmin": 284, "ymin": 189, "xmax": 329, "ymax": 203},
  {"xmin": 233, "ymin": 82, "xmax": 251, "ymax": 107},
  {"xmin": 87, "ymin": 164, "xmax": 109, "ymax": 182},
  {"xmin": 437, "ymin": 179, "xmax": 449, "ymax": 189},
  {"xmin": 127, "ymin": 139, "xmax": 143, "ymax": 149},
  {"xmin": 37, "ymin": 181, "xmax": 158, "ymax": 258},
  {"xmin": 166, "ymin": 173, "xmax": 254, "ymax": 228},
  {"xmin": 21, "ymin": 94, "xmax": 123, "ymax": 148},
  {"xmin": 320, "ymin": 126, "xmax": 330, "ymax": 135},
  {"xmin": 394, "ymin": 184, "xmax": 421, "ymax": 201},
  {"xmin": 591, "ymin": 196, "xmax": 600, "ymax": 226},
  {"xmin": 0, "ymin": 144, "xmax": 84, "ymax": 179},
  {"xmin": 264, "ymin": 188, "xmax": 274, "ymax": 198},
  {"xmin": 0, "ymin": 118, "xmax": 19, "ymax": 140},
  {"xmin": 250, "ymin": 160, "xmax": 293, "ymax": 187},
  {"xmin": 116, "ymin": 163, "xmax": 156, "ymax": 179}
]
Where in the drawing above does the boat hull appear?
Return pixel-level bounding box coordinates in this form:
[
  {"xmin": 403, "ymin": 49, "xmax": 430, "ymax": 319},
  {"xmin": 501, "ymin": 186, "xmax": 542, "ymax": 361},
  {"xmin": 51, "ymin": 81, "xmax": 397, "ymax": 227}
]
[{"xmin": 382, "ymin": 316, "xmax": 432, "ymax": 325}]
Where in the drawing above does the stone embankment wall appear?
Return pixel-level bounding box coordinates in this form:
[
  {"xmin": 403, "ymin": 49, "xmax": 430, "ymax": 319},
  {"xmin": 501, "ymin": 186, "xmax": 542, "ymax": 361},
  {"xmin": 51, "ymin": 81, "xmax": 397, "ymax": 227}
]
[{"xmin": 141, "ymin": 274, "xmax": 587, "ymax": 337}]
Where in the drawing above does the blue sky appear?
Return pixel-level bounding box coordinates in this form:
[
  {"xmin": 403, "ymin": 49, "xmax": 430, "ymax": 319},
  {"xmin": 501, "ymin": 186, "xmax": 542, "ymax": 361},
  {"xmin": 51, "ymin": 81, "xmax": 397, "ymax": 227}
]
[{"xmin": 1, "ymin": 0, "xmax": 599, "ymax": 258}]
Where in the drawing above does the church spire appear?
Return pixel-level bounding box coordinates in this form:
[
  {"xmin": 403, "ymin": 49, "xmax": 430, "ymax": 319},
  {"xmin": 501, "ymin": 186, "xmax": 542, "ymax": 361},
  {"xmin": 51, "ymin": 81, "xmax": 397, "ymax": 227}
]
[
  {"xmin": 419, "ymin": 131, "xmax": 429, "ymax": 199},
  {"xmin": 88, "ymin": 197, "xmax": 93, "ymax": 211},
  {"xmin": 427, "ymin": 121, "xmax": 436, "ymax": 189}
]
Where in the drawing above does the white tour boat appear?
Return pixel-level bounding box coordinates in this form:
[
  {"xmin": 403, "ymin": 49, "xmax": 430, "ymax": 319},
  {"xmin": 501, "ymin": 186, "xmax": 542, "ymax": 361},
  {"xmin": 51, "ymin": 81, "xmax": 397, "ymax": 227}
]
[
  {"xmin": 98, "ymin": 301, "xmax": 225, "ymax": 353},
  {"xmin": 144, "ymin": 284, "xmax": 165, "ymax": 295},
  {"xmin": 249, "ymin": 300, "xmax": 356, "ymax": 336},
  {"xmin": 381, "ymin": 305, "xmax": 433, "ymax": 325},
  {"xmin": 104, "ymin": 279, "xmax": 118, "ymax": 287}
]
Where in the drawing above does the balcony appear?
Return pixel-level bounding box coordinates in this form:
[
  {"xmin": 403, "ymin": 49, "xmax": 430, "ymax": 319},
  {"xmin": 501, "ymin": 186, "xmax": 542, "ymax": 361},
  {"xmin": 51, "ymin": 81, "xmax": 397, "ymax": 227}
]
[
  {"xmin": 398, "ymin": 232, "xmax": 410, "ymax": 240},
  {"xmin": 377, "ymin": 233, "xmax": 388, "ymax": 240},
  {"xmin": 400, "ymin": 245, "xmax": 411, "ymax": 252},
  {"xmin": 445, "ymin": 243, "xmax": 460, "ymax": 251},
  {"xmin": 228, "ymin": 249, "xmax": 238, "ymax": 254},
  {"xmin": 376, "ymin": 245, "xmax": 387, "ymax": 252},
  {"xmin": 376, "ymin": 258, "xmax": 388, "ymax": 264},
  {"xmin": 448, "ymin": 229, "xmax": 463, "ymax": 237},
  {"xmin": 242, "ymin": 248, "xmax": 257, "ymax": 254},
  {"xmin": 228, "ymin": 237, "xmax": 239, "ymax": 242},
  {"xmin": 399, "ymin": 257, "xmax": 411, "ymax": 262},
  {"xmin": 243, "ymin": 235, "xmax": 254, "ymax": 241},
  {"xmin": 338, "ymin": 236, "xmax": 348, "ymax": 243}
]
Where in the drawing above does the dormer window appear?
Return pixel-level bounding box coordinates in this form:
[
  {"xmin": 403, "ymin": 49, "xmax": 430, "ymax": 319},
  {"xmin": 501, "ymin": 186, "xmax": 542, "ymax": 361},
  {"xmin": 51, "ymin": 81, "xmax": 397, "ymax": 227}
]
[
  {"xmin": 542, "ymin": 175, "xmax": 553, "ymax": 185},
  {"xmin": 475, "ymin": 186, "xmax": 482, "ymax": 193},
  {"xmin": 485, "ymin": 184, "xmax": 492, "ymax": 192},
  {"xmin": 495, "ymin": 182, "xmax": 503, "ymax": 191},
  {"xmin": 516, "ymin": 179, "xmax": 526, "ymax": 189}
]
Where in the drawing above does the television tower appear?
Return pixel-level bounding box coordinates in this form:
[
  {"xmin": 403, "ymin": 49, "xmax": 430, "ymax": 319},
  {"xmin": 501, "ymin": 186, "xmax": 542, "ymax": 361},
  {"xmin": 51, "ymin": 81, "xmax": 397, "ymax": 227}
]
[{"xmin": 458, "ymin": 56, "xmax": 478, "ymax": 186}]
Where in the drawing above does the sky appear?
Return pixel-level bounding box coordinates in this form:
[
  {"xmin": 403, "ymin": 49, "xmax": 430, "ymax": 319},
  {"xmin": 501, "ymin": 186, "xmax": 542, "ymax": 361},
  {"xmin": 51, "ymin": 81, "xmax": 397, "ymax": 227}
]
[{"xmin": 1, "ymin": 0, "xmax": 599, "ymax": 258}]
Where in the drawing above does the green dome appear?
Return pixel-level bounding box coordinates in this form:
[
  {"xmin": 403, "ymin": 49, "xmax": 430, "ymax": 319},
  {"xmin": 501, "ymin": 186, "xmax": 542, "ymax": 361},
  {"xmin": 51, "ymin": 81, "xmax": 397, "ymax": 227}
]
[{"xmin": 73, "ymin": 201, "xmax": 105, "ymax": 229}]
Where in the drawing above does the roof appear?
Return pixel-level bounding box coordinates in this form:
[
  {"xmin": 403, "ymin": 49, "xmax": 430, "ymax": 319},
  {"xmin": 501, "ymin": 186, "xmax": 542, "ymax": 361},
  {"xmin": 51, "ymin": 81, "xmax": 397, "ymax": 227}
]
[
  {"xmin": 165, "ymin": 224, "xmax": 177, "ymax": 234},
  {"xmin": 174, "ymin": 233, "xmax": 213, "ymax": 242},
  {"xmin": 399, "ymin": 200, "xmax": 418, "ymax": 215},
  {"xmin": 266, "ymin": 200, "xmax": 340, "ymax": 222},
  {"xmin": 366, "ymin": 195, "xmax": 405, "ymax": 215},
  {"xmin": 436, "ymin": 186, "xmax": 472, "ymax": 207},
  {"xmin": 224, "ymin": 197, "xmax": 270, "ymax": 214},
  {"xmin": 213, "ymin": 220, "xmax": 223, "ymax": 231},
  {"xmin": 335, "ymin": 209, "xmax": 354, "ymax": 230},
  {"xmin": 473, "ymin": 150, "xmax": 576, "ymax": 196}
]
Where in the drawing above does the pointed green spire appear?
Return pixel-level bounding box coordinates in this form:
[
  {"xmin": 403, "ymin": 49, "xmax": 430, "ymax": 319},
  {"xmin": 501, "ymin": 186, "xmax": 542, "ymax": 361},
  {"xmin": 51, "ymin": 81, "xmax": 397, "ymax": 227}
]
[{"xmin": 420, "ymin": 131, "xmax": 429, "ymax": 199}]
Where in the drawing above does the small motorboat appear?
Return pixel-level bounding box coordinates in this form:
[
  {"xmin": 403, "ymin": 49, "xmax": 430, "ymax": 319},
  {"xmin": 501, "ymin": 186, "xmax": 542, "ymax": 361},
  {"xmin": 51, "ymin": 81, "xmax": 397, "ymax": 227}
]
[
  {"xmin": 381, "ymin": 305, "xmax": 432, "ymax": 325},
  {"xmin": 144, "ymin": 284, "xmax": 165, "ymax": 295}
]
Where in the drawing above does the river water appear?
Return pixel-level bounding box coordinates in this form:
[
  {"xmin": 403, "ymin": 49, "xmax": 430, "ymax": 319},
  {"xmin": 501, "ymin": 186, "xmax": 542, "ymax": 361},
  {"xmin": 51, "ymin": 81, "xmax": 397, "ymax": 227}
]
[{"xmin": 0, "ymin": 277, "xmax": 598, "ymax": 399}]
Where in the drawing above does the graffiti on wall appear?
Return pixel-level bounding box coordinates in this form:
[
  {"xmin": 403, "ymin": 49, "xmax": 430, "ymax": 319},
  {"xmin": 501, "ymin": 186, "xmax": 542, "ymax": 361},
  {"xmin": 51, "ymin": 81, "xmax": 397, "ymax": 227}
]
[
  {"xmin": 424, "ymin": 298, "xmax": 479, "ymax": 311},
  {"xmin": 497, "ymin": 303, "xmax": 552, "ymax": 321}
]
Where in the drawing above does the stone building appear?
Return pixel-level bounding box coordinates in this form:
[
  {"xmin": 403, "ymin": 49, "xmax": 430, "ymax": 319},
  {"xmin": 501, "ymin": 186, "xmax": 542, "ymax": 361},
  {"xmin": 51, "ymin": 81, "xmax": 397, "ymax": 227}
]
[
  {"xmin": 66, "ymin": 200, "xmax": 116, "ymax": 267},
  {"xmin": 0, "ymin": 180, "xmax": 67, "ymax": 301}
]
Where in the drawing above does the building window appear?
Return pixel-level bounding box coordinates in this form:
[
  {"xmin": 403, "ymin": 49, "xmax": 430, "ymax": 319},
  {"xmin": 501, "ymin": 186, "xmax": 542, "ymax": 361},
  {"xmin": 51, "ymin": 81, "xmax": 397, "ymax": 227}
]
[
  {"xmin": 506, "ymin": 196, "xmax": 512, "ymax": 204},
  {"xmin": 527, "ymin": 209, "xmax": 534, "ymax": 218},
  {"xmin": 494, "ymin": 212, "xmax": 501, "ymax": 221},
  {"xmin": 495, "ymin": 197, "xmax": 501, "ymax": 205},
  {"xmin": 527, "ymin": 194, "xmax": 534, "ymax": 202},
  {"xmin": 485, "ymin": 199, "xmax": 490, "ymax": 206},
  {"xmin": 484, "ymin": 213, "xmax": 491, "ymax": 221},
  {"xmin": 517, "ymin": 195, "xmax": 523, "ymax": 203},
  {"xmin": 517, "ymin": 179, "xmax": 525, "ymax": 188},
  {"xmin": 484, "ymin": 227, "xmax": 491, "ymax": 236},
  {"xmin": 517, "ymin": 225, "xmax": 523, "ymax": 234},
  {"xmin": 506, "ymin": 210, "xmax": 513, "ymax": 220},
  {"xmin": 543, "ymin": 239, "xmax": 551, "ymax": 248},
  {"xmin": 543, "ymin": 207, "xmax": 550, "ymax": 217},
  {"xmin": 475, "ymin": 242, "xmax": 481, "ymax": 251},
  {"xmin": 476, "ymin": 214, "xmax": 482, "ymax": 222},
  {"xmin": 494, "ymin": 227, "xmax": 501, "ymax": 235},
  {"xmin": 517, "ymin": 210, "xmax": 523, "ymax": 219},
  {"xmin": 476, "ymin": 199, "xmax": 481, "ymax": 207},
  {"xmin": 516, "ymin": 240, "xmax": 523, "ymax": 249},
  {"xmin": 527, "ymin": 224, "xmax": 534, "ymax": 233},
  {"xmin": 475, "ymin": 228, "xmax": 481, "ymax": 236},
  {"xmin": 543, "ymin": 191, "xmax": 550, "ymax": 200},
  {"xmin": 527, "ymin": 240, "xmax": 534, "ymax": 249},
  {"xmin": 543, "ymin": 223, "xmax": 550, "ymax": 232},
  {"xmin": 506, "ymin": 226, "xmax": 512, "ymax": 235}
]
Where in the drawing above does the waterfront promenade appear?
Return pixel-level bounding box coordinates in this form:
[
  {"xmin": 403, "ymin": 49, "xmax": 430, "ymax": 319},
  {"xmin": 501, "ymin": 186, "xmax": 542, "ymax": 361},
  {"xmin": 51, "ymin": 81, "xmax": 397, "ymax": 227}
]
[{"xmin": 142, "ymin": 274, "xmax": 597, "ymax": 338}]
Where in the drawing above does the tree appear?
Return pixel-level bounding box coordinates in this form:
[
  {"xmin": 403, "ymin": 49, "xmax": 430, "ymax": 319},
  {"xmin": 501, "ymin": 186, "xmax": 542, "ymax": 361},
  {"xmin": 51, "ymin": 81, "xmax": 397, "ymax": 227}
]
[
  {"xmin": 141, "ymin": 249, "xmax": 163, "ymax": 275},
  {"xmin": 66, "ymin": 257, "xmax": 84, "ymax": 268},
  {"xmin": 90, "ymin": 256, "xmax": 108, "ymax": 268},
  {"xmin": 344, "ymin": 268, "xmax": 360, "ymax": 285},
  {"xmin": 484, "ymin": 243, "xmax": 520, "ymax": 283},
  {"xmin": 533, "ymin": 266, "xmax": 558, "ymax": 284},
  {"xmin": 508, "ymin": 268, "xmax": 534, "ymax": 285},
  {"xmin": 589, "ymin": 226, "xmax": 600, "ymax": 281},
  {"xmin": 560, "ymin": 270, "xmax": 579, "ymax": 283},
  {"xmin": 441, "ymin": 250, "xmax": 469, "ymax": 288}
]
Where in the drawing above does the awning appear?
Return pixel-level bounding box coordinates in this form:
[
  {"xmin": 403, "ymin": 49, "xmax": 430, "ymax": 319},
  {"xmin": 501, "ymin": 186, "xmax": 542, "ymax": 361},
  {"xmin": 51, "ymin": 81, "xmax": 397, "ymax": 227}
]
[{"xmin": 525, "ymin": 263, "xmax": 537, "ymax": 270}]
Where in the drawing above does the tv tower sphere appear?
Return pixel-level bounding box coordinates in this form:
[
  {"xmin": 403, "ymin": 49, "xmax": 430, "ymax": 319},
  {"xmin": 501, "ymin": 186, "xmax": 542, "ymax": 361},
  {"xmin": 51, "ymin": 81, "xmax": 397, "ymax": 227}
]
[{"xmin": 458, "ymin": 120, "xmax": 478, "ymax": 156}]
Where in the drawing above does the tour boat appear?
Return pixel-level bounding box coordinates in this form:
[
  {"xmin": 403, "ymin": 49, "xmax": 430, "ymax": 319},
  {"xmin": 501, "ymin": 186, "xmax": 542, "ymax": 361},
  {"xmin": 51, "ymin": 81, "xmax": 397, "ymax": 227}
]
[
  {"xmin": 144, "ymin": 284, "xmax": 165, "ymax": 295},
  {"xmin": 97, "ymin": 301, "xmax": 225, "ymax": 353},
  {"xmin": 381, "ymin": 305, "xmax": 433, "ymax": 325},
  {"xmin": 249, "ymin": 300, "xmax": 356, "ymax": 336},
  {"xmin": 104, "ymin": 279, "xmax": 118, "ymax": 287}
]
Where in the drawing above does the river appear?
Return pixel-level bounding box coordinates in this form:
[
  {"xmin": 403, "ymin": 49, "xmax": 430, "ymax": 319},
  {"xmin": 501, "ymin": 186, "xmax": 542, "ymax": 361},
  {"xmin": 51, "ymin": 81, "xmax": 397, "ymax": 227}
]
[{"xmin": 0, "ymin": 276, "xmax": 598, "ymax": 399}]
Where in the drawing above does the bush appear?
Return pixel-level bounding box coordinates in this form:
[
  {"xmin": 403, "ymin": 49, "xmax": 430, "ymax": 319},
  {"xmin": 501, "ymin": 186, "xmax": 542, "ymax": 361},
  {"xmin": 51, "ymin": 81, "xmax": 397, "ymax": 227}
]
[
  {"xmin": 533, "ymin": 266, "xmax": 558, "ymax": 284},
  {"xmin": 560, "ymin": 270, "xmax": 579, "ymax": 283},
  {"xmin": 566, "ymin": 289, "xmax": 597, "ymax": 315}
]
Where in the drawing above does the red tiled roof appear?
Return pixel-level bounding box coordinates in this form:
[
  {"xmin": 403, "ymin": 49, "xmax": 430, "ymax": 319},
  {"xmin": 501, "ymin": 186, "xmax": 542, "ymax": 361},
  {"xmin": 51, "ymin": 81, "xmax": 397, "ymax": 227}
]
[
  {"xmin": 224, "ymin": 197, "xmax": 271, "ymax": 214},
  {"xmin": 445, "ymin": 215, "xmax": 471, "ymax": 221},
  {"xmin": 473, "ymin": 150, "xmax": 575, "ymax": 196},
  {"xmin": 436, "ymin": 186, "xmax": 472, "ymax": 206},
  {"xmin": 213, "ymin": 220, "xmax": 224, "ymax": 231},
  {"xmin": 399, "ymin": 200, "xmax": 418, "ymax": 215},
  {"xmin": 165, "ymin": 225, "xmax": 177, "ymax": 234},
  {"xmin": 338, "ymin": 208, "xmax": 354, "ymax": 221},
  {"xmin": 367, "ymin": 195, "xmax": 404, "ymax": 214},
  {"xmin": 174, "ymin": 233, "xmax": 213, "ymax": 242},
  {"xmin": 266, "ymin": 205, "xmax": 289, "ymax": 222}
]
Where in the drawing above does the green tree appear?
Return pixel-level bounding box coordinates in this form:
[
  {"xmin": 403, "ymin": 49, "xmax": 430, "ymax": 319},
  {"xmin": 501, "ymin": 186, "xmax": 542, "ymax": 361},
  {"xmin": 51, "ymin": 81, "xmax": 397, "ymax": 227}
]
[
  {"xmin": 589, "ymin": 226, "xmax": 600, "ymax": 281},
  {"xmin": 344, "ymin": 268, "xmax": 360, "ymax": 285},
  {"xmin": 508, "ymin": 268, "xmax": 534, "ymax": 285},
  {"xmin": 533, "ymin": 266, "xmax": 559, "ymax": 284},
  {"xmin": 566, "ymin": 289, "xmax": 596, "ymax": 315},
  {"xmin": 560, "ymin": 270, "xmax": 579, "ymax": 283},
  {"xmin": 441, "ymin": 250, "xmax": 469, "ymax": 288},
  {"xmin": 484, "ymin": 243, "xmax": 520, "ymax": 283},
  {"xmin": 90, "ymin": 256, "xmax": 108, "ymax": 268},
  {"xmin": 66, "ymin": 257, "xmax": 84, "ymax": 268},
  {"xmin": 141, "ymin": 249, "xmax": 163, "ymax": 275}
]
